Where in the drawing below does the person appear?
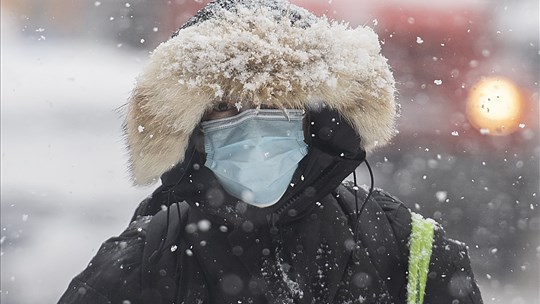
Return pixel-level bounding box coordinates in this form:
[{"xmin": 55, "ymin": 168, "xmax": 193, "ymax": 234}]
[{"xmin": 58, "ymin": 0, "xmax": 484, "ymax": 303}]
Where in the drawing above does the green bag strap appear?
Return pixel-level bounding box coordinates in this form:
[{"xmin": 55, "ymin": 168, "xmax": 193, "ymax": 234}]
[{"xmin": 407, "ymin": 212, "xmax": 436, "ymax": 304}]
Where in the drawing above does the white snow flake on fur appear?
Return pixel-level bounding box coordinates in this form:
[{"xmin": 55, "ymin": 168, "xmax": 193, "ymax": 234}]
[{"xmin": 153, "ymin": 6, "xmax": 385, "ymax": 100}]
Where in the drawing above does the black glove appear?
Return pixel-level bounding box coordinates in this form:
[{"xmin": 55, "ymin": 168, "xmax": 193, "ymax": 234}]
[{"xmin": 307, "ymin": 106, "xmax": 365, "ymax": 160}]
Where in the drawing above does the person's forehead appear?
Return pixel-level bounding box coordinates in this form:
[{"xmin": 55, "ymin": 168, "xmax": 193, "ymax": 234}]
[{"xmin": 203, "ymin": 100, "xmax": 282, "ymax": 121}]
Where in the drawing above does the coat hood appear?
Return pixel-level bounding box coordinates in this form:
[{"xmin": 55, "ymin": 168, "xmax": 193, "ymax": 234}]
[{"xmin": 124, "ymin": 0, "xmax": 397, "ymax": 185}]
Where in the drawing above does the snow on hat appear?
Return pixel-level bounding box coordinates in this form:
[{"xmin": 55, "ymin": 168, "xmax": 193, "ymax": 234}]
[{"xmin": 124, "ymin": 0, "xmax": 396, "ymax": 185}]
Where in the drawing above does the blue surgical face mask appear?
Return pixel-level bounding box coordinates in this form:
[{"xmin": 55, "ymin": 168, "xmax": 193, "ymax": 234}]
[{"xmin": 201, "ymin": 109, "xmax": 307, "ymax": 208}]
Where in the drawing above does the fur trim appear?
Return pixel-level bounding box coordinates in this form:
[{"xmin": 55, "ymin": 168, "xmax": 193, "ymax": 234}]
[{"xmin": 124, "ymin": 0, "xmax": 396, "ymax": 185}]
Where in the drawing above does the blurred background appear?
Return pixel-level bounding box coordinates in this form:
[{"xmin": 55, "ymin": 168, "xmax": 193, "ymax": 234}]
[{"xmin": 1, "ymin": 0, "xmax": 538, "ymax": 303}]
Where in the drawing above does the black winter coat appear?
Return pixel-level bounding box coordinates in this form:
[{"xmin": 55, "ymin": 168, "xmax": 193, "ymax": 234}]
[{"xmin": 59, "ymin": 112, "xmax": 483, "ymax": 304}]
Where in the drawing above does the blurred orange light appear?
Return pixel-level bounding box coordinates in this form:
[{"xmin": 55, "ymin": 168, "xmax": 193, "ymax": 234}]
[{"xmin": 466, "ymin": 77, "xmax": 524, "ymax": 136}]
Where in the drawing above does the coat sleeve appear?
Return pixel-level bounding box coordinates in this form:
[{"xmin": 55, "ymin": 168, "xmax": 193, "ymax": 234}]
[{"xmin": 57, "ymin": 216, "xmax": 152, "ymax": 304}]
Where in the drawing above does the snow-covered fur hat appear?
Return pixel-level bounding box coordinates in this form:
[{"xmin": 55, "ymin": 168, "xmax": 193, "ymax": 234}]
[{"xmin": 124, "ymin": 0, "xmax": 396, "ymax": 185}]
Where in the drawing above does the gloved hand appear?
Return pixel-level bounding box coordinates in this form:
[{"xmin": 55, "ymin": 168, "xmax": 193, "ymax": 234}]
[{"xmin": 306, "ymin": 106, "xmax": 365, "ymax": 160}]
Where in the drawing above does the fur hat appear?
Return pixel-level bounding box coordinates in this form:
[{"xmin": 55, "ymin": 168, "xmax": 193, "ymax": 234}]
[{"xmin": 124, "ymin": 0, "xmax": 396, "ymax": 185}]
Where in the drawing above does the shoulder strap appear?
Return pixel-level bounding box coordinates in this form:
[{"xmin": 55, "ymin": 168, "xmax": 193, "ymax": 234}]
[
  {"xmin": 334, "ymin": 184, "xmax": 408, "ymax": 301},
  {"xmin": 407, "ymin": 212, "xmax": 436, "ymax": 304},
  {"xmin": 141, "ymin": 202, "xmax": 190, "ymax": 297},
  {"xmin": 337, "ymin": 184, "xmax": 439, "ymax": 303}
]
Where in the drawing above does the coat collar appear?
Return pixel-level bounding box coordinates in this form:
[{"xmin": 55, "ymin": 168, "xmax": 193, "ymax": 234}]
[{"xmin": 164, "ymin": 141, "xmax": 364, "ymax": 229}]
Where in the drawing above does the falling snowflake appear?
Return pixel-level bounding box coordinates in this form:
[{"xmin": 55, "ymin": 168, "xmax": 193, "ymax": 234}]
[{"xmin": 435, "ymin": 191, "xmax": 447, "ymax": 202}]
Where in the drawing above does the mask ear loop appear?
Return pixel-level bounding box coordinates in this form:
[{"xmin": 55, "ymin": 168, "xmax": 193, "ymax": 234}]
[{"xmin": 352, "ymin": 159, "xmax": 374, "ymax": 249}]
